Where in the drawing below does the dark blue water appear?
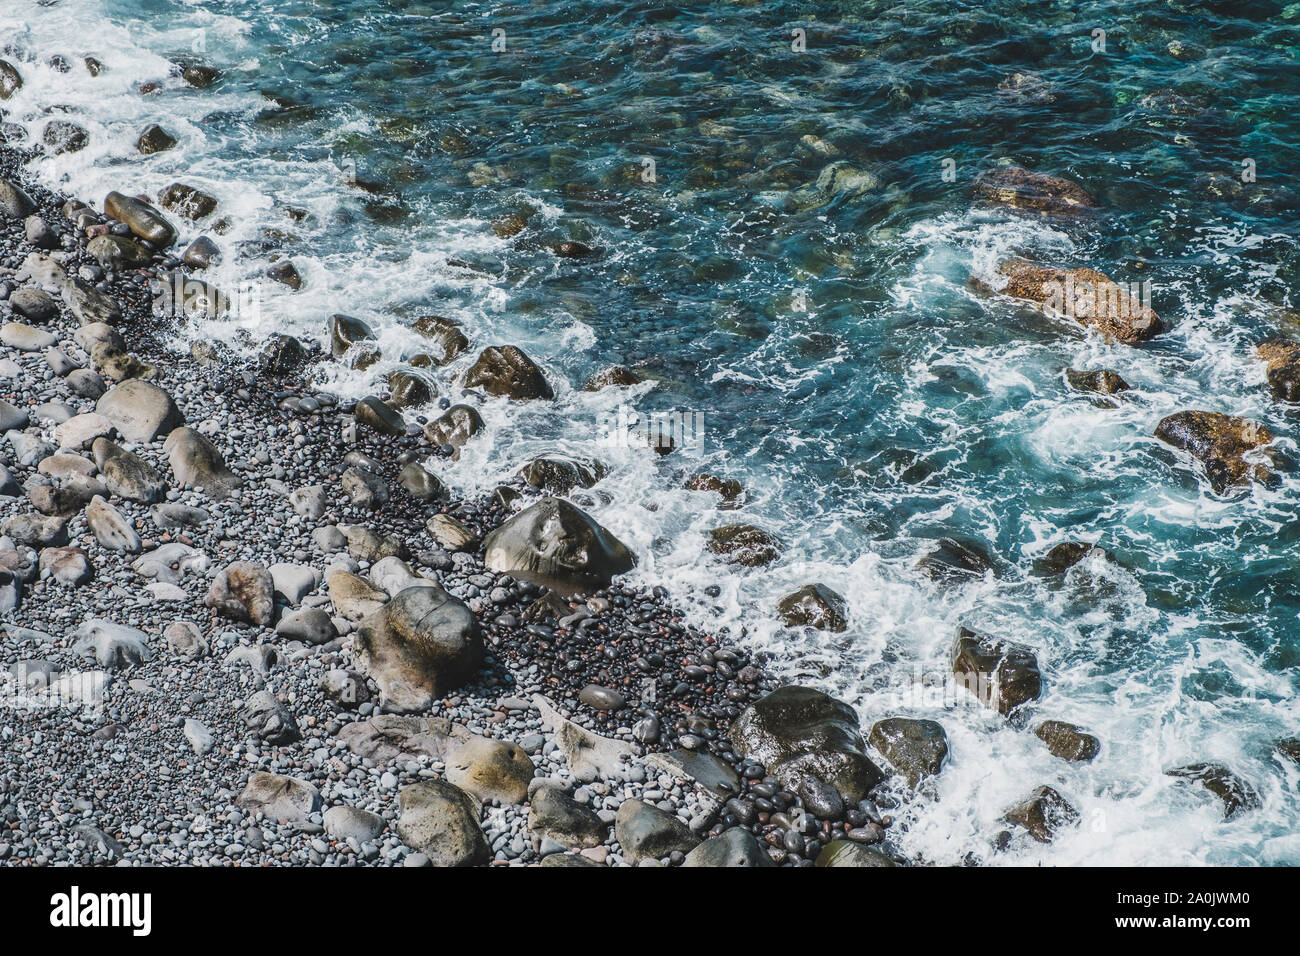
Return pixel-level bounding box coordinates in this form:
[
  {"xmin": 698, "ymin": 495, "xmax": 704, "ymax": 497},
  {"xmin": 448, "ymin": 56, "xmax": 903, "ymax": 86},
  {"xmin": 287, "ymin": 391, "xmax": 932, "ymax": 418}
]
[{"xmin": 5, "ymin": 0, "xmax": 1300, "ymax": 863}]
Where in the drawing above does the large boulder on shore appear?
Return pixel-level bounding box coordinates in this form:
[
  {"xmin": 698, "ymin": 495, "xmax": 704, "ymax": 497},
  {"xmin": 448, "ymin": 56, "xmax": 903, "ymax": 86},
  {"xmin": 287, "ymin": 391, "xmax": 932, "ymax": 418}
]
[
  {"xmin": 423, "ymin": 403, "xmax": 483, "ymax": 457},
  {"xmin": 463, "ymin": 345, "xmax": 553, "ymax": 400},
  {"xmin": 729, "ymin": 685, "xmax": 884, "ymax": 803},
  {"xmin": 353, "ymin": 585, "xmax": 483, "ymax": 713},
  {"xmin": 991, "ymin": 257, "xmax": 1162, "ymax": 345},
  {"xmin": 482, "ymin": 497, "xmax": 635, "ymax": 593},
  {"xmin": 1154, "ymin": 410, "xmax": 1279, "ymax": 494},
  {"xmin": 205, "ymin": 561, "xmax": 276, "ymax": 627},
  {"xmin": 96, "ymin": 379, "xmax": 183, "ymax": 443},
  {"xmin": 950, "ymin": 626, "xmax": 1042, "ymax": 717},
  {"xmin": 682, "ymin": 827, "xmax": 775, "ymax": 867},
  {"xmin": 614, "ymin": 799, "xmax": 699, "ymax": 863},
  {"xmin": 163, "ymin": 426, "xmax": 241, "ymax": 499},
  {"xmin": 973, "ymin": 165, "xmax": 1098, "ymax": 217},
  {"xmin": 396, "ymin": 780, "xmax": 490, "ymax": 866}
]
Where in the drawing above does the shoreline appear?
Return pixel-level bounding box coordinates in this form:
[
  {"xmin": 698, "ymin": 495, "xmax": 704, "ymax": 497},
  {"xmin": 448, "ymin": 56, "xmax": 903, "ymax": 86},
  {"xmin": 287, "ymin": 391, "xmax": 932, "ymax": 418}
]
[{"xmin": 0, "ymin": 112, "xmax": 908, "ymax": 867}]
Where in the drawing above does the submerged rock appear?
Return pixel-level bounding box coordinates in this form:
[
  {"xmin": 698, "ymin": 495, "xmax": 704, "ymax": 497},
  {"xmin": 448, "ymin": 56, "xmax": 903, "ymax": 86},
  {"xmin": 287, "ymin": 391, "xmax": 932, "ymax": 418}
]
[
  {"xmin": 1165, "ymin": 763, "xmax": 1260, "ymax": 819},
  {"xmin": 1003, "ymin": 785, "xmax": 1079, "ymax": 843},
  {"xmin": 1154, "ymin": 410, "xmax": 1279, "ymax": 494},
  {"xmin": 410, "ymin": 315, "xmax": 469, "ymax": 365},
  {"xmin": 915, "ymin": 536, "xmax": 996, "ymax": 584},
  {"xmin": 584, "ymin": 365, "xmax": 642, "ymax": 390},
  {"xmin": 992, "ymin": 258, "xmax": 1162, "ymax": 345},
  {"xmin": 1066, "ymin": 368, "xmax": 1130, "ymax": 396},
  {"xmin": 950, "ymin": 626, "xmax": 1042, "ymax": 717},
  {"xmin": 974, "ymin": 165, "xmax": 1098, "ymax": 216},
  {"xmin": 729, "ymin": 685, "xmax": 884, "ymax": 803},
  {"xmin": 483, "ymin": 497, "xmax": 636, "ymax": 593},
  {"xmin": 517, "ymin": 456, "xmax": 606, "ymax": 494}
]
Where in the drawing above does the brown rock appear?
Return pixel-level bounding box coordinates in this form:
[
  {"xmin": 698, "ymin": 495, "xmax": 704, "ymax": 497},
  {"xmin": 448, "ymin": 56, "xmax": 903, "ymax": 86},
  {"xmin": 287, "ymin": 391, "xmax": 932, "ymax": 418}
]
[
  {"xmin": 1154, "ymin": 410, "xmax": 1279, "ymax": 494},
  {"xmin": 993, "ymin": 258, "xmax": 1162, "ymax": 345}
]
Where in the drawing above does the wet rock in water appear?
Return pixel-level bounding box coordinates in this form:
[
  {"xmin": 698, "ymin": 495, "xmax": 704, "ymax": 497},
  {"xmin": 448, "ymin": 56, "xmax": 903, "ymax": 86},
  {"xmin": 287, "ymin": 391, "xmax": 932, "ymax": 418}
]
[
  {"xmin": 482, "ymin": 496, "xmax": 636, "ymax": 592},
  {"xmin": 1003, "ymin": 785, "xmax": 1080, "ymax": 843},
  {"xmin": 44, "ymin": 120, "xmax": 88, "ymax": 154},
  {"xmin": 1165, "ymin": 763, "xmax": 1260, "ymax": 819},
  {"xmin": 158, "ymin": 183, "xmax": 217, "ymax": 220},
  {"xmin": 180, "ymin": 62, "xmax": 220, "ymax": 87},
  {"xmin": 528, "ymin": 786, "xmax": 607, "ymax": 849},
  {"xmin": 462, "ymin": 345, "xmax": 554, "ymax": 400},
  {"xmin": 182, "ymin": 236, "xmax": 221, "ymax": 269},
  {"xmin": 163, "ymin": 427, "xmax": 241, "ymax": 499},
  {"xmin": 92, "ymin": 438, "xmax": 165, "ymax": 503},
  {"xmin": 353, "ymin": 396, "xmax": 406, "ymax": 436},
  {"xmin": 205, "ymin": 562, "xmax": 276, "ymax": 627},
  {"xmin": 685, "ymin": 473, "xmax": 744, "ymax": 506},
  {"xmin": 951, "ymin": 626, "xmax": 1042, "ymax": 717},
  {"xmin": 266, "ymin": 259, "xmax": 302, "ymax": 289},
  {"xmin": 0, "ymin": 60, "xmax": 22, "ymax": 99},
  {"xmin": 443, "ymin": 734, "xmax": 534, "ymax": 805},
  {"xmin": 341, "ymin": 466, "xmax": 389, "ymax": 510},
  {"xmin": 915, "ymin": 536, "xmax": 996, "ymax": 584},
  {"xmin": 683, "ymin": 827, "xmax": 775, "ymax": 867},
  {"xmin": 387, "ymin": 367, "xmax": 436, "ymax": 408},
  {"xmin": 730, "ymin": 685, "xmax": 884, "ymax": 802},
  {"xmin": 85, "ymin": 495, "xmax": 141, "ymax": 552},
  {"xmin": 353, "ymin": 585, "xmax": 483, "ymax": 713},
  {"xmin": 9, "ymin": 287, "xmax": 58, "ymax": 322},
  {"xmin": 396, "ymin": 780, "xmax": 490, "ymax": 867},
  {"xmin": 1036, "ymin": 541, "xmax": 1104, "ymax": 574},
  {"xmin": 1066, "ymin": 368, "xmax": 1130, "ymax": 396},
  {"xmin": 410, "ymin": 315, "xmax": 469, "ymax": 365},
  {"xmin": 329, "ymin": 313, "xmax": 374, "ymax": 359},
  {"xmin": 776, "ymin": 583, "xmax": 848, "ymax": 632},
  {"xmin": 397, "ymin": 462, "xmax": 448, "ymax": 502},
  {"xmin": 517, "ymin": 456, "xmax": 606, "ymax": 494},
  {"xmin": 551, "ymin": 240, "xmax": 599, "ymax": 259},
  {"xmin": 259, "ymin": 333, "xmax": 307, "ymax": 375},
  {"xmin": 1256, "ymin": 338, "xmax": 1300, "ymax": 403},
  {"xmin": 707, "ymin": 523, "xmax": 783, "ymax": 567},
  {"xmin": 867, "ymin": 717, "xmax": 949, "ymax": 786},
  {"xmin": 996, "ymin": 72, "xmax": 1056, "ymax": 105},
  {"xmin": 974, "ymin": 165, "xmax": 1097, "ymax": 216},
  {"xmin": 1154, "ymin": 410, "xmax": 1279, "ymax": 494},
  {"xmin": 96, "ymin": 380, "xmax": 184, "ymax": 443},
  {"xmin": 992, "ymin": 258, "xmax": 1162, "ymax": 345},
  {"xmin": 423, "ymin": 403, "xmax": 483, "ymax": 457},
  {"xmin": 136, "ymin": 124, "xmax": 177, "ymax": 155},
  {"xmin": 584, "ymin": 365, "xmax": 642, "ymax": 390},
  {"xmin": 1274, "ymin": 739, "xmax": 1300, "ymax": 766},
  {"xmin": 614, "ymin": 799, "xmax": 699, "ymax": 862},
  {"xmin": 236, "ymin": 772, "xmax": 319, "ymax": 823},
  {"xmin": 104, "ymin": 192, "xmax": 177, "ymax": 248},
  {"xmin": 1035, "ymin": 720, "xmax": 1100, "ymax": 762},
  {"xmin": 816, "ymin": 840, "xmax": 898, "ymax": 867}
]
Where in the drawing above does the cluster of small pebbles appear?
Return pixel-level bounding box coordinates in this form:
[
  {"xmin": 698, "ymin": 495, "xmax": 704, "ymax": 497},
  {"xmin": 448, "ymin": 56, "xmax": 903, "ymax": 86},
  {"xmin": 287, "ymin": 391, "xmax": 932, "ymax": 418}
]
[{"xmin": 0, "ymin": 114, "xmax": 910, "ymax": 868}]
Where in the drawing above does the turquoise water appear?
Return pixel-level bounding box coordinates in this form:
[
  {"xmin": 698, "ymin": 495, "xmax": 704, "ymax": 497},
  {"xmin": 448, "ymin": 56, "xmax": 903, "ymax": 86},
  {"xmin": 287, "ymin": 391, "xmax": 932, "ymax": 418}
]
[{"xmin": 4, "ymin": 0, "xmax": 1300, "ymax": 863}]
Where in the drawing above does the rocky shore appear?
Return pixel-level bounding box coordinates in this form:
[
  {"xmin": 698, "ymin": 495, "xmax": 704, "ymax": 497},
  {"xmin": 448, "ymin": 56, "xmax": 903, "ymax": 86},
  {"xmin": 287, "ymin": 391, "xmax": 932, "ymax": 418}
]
[{"xmin": 0, "ymin": 72, "xmax": 921, "ymax": 867}]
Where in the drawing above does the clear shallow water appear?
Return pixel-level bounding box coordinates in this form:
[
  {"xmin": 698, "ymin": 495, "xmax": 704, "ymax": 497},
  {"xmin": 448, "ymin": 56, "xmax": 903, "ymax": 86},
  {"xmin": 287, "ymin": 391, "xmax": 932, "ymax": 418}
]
[{"xmin": 4, "ymin": 0, "xmax": 1300, "ymax": 864}]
